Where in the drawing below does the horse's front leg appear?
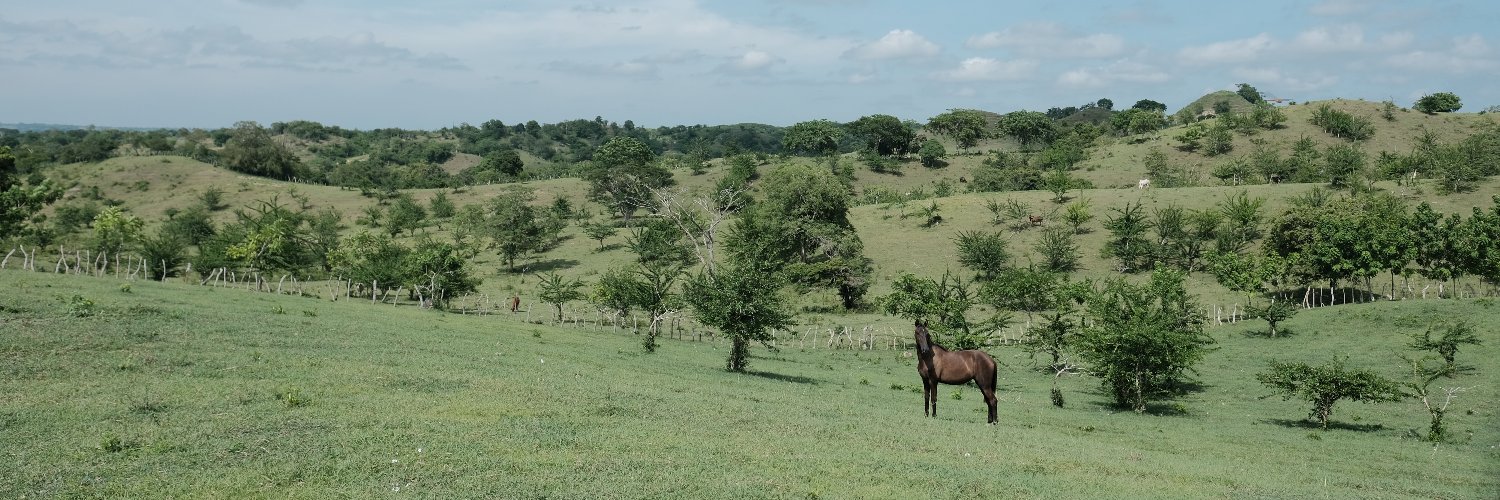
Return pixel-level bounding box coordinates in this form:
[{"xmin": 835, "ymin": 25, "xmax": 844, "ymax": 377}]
[{"xmin": 927, "ymin": 379, "xmax": 938, "ymax": 418}]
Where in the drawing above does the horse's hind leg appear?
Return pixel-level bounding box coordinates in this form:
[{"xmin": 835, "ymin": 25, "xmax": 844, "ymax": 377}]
[{"xmin": 982, "ymin": 370, "xmax": 999, "ymax": 424}]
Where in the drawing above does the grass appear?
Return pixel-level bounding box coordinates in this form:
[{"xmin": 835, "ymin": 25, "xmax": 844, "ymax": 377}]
[{"xmin": 2, "ymin": 269, "xmax": 1496, "ymax": 497}]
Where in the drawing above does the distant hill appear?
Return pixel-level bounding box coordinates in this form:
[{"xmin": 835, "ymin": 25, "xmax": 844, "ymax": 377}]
[
  {"xmin": 1171, "ymin": 90, "xmax": 1261, "ymax": 122},
  {"xmin": 0, "ymin": 122, "xmax": 163, "ymax": 132}
]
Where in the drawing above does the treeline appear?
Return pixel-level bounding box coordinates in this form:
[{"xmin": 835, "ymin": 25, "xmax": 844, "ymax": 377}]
[{"xmin": 0, "ymin": 117, "xmax": 788, "ymax": 191}]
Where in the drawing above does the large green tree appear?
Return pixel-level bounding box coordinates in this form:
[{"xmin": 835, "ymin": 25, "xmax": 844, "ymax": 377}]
[
  {"xmin": 684, "ymin": 264, "xmax": 795, "ymax": 372},
  {"xmin": 726, "ymin": 164, "xmax": 873, "ymax": 309},
  {"xmin": 998, "ymin": 111, "xmax": 1057, "ymax": 150},
  {"xmin": 847, "ymin": 114, "xmax": 916, "ymax": 156},
  {"xmin": 583, "ymin": 137, "xmax": 672, "ymax": 220},
  {"xmin": 221, "ymin": 121, "xmax": 301, "ymax": 179},
  {"xmin": 781, "ymin": 119, "xmax": 845, "ymax": 156},
  {"xmin": 0, "ymin": 146, "xmax": 63, "ymax": 240},
  {"xmin": 926, "ymin": 109, "xmax": 990, "ymax": 150},
  {"xmin": 1076, "ymin": 269, "xmax": 1213, "ymax": 412}
]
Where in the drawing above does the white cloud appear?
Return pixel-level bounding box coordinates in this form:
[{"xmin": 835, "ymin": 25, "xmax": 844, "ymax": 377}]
[
  {"xmin": 719, "ymin": 50, "xmax": 780, "ymax": 73},
  {"xmin": 936, "ymin": 57, "xmax": 1037, "ymax": 82},
  {"xmin": 1056, "ymin": 58, "xmax": 1169, "ymax": 88},
  {"xmin": 236, "ymin": 0, "xmax": 304, "ymax": 8},
  {"xmin": 1379, "ymin": 32, "xmax": 1415, "ymax": 50},
  {"xmin": 844, "ymin": 29, "xmax": 939, "ymax": 61},
  {"xmin": 1308, "ymin": 0, "xmax": 1363, "ymax": 17},
  {"xmin": 1453, "ymin": 34, "xmax": 1491, "ymax": 57},
  {"xmin": 1230, "ymin": 67, "xmax": 1338, "ymax": 93},
  {"xmin": 1177, "ymin": 33, "xmax": 1275, "ymax": 65},
  {"xmin": 966, "ymin": 22, "xmax": 1124, "ymax": 58},
  {"xmin": 1292, "ymin": 25, "xmax": 1365, "ymax": 52}
]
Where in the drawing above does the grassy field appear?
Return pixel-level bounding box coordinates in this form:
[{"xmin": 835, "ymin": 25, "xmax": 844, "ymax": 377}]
[{"xmin": 3, "ymin": 269, "xmax": 1496, "ymax": 498}]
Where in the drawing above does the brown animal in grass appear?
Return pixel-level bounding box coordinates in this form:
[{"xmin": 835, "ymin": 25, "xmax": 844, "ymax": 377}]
[{"xmin": 914, "ymin": 319, "xmax": 1000, "ymax": 424}]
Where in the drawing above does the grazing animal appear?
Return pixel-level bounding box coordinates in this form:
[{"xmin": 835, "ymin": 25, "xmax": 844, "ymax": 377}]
[
  {"xmin": 1028, "ymin": 214, "xmax": 1044, "ymax": 226},
  {"xmin": 508, "ymin": 296, "xmax": 521, "ymax": 313},
  {"xmin": 913, "ymin": 319, "xmax": 999, "ymax": 424},
  {"xmin": 1137, "ymin": 178, "xmax": 1151, "ymax": 189}
]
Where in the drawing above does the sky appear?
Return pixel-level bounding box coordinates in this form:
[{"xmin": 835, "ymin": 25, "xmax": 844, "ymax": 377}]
[{"xmin": 3, "ymin": 0, "xmax": 1498, "ymax": 130}]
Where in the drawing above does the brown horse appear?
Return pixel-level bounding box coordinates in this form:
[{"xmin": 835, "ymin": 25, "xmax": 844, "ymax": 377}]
[{"xmin": 914, "ymin": 319, "xmax": 999, "ymax": 424}]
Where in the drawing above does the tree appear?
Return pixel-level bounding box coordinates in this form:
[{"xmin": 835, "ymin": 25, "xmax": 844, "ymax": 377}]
[
  {"xmin": 535, "ymin": 272, "xmax": 587, "ymax": 322},
  {"xmin": 982, "ymin": 266, "xmax": 1060, "ymax": 326},
  {"xmin": 1035, "ymin": 226, "xmax": 1081, "ymax": 272},
  {"xmin": 1076, "ymin": 269, "xmax": 1213, "ymax": 412},
  {"xmin": 90, "ymin": 206, "xmax": 144, "ymax": 255},
  {"xmin": 1132, "ymin": 99, "xmax": 1167, "ymax": 112},
  {"xmin": 224, "ymin": 197, "xmax": 317, "ymax": 282},
  {"xmin": 404, "ymin": 238, "xmax": 480, "ymax": 307},
  {"xmin": 1236, "ymin": 83, "xmax": 1265, "ymax": 104},
  {"xmin": 385, "ymin": 194, "xmax": 427, "ymax": 237},
  {"xmin": 1257, "ymin": 357, "xmax": 1405, "ymax": 429},
  {"xmin": 1324, "ymin": 143, "xmax": 1366, "ymax": 191},
  {"xmin": 139, "ymin": 229, "xmax": 188, "ymax": 280},
  {"xmin": 1245, "ymin": 299, "xmax": 1297, "ymax": 337},
  {"xmin": 1028, "ymin": 306, "xmax": 1079, "ymax": 370},
  {"xmin": 1095, "ymin": 98, "xmax": 1114, "ymax": 111},
  {"xmin": 926, "ymin": 109, "xmax": 990, "ymax": 150},
  {"xmin": 480, "ymin": 148, "xmax": 526, "ymax": 177},
  {"xmin": 684, "ymin": 264, "xmax": 795, "ymax": 372},
  {"xmin": 882, "ymin": 271, "xmax": 1003, "ymax": 350},
  {"xmin": 726, "ymin": 164, "xmax": 872, "ymax": 310},
  {"xmin": 781, "ymin": 119, "xmax": 845, "ymax": 156},
  {"xmin": 429, "ymin": 191, "xmax": 455, "ymax": 219},
  {"xmin": 486, "ymin": 188, "xmax": 545, "ymax": 271},
  {"xmin": 998, "ymin": 111, "xmax": 1057, "ymax": 149},
  {"xmin": 220, "ymin": 121, "xmax": 301, "ymax": 179},
  {"xmin": 847, "ymin": 114, "xmax": 916, "ymax": 156},
  {"xmin": 1102, "ymin": 201, "xmax": 1155, "ymax": 272},
  {"xmin": 582, "ymin": 220, "xmax": 618, "ymax": 250},
  {"xmin": 953, "ymin": 230, "xmax": 1011, "ymax": 280},
  {"xmin": 329, "ymin": 231, "xmax": 410, "ymax": 295},
  {"xmin": 1408, "ymin": 321, "xmax": 1482, "ymax": 375},
  {"xmin": 1063, "ymin": 199, "xmax": 1094, "ymax": 234},
  {"xmin": 583, "ymin": 137, "xmax": 671, "ymax": 220},
  {"xmin": 918, "ymin": 139, "xmax": 947, "ymax": 168},
  {"xmin": 1414, "ymin": 92, "xmax": 1462, "ymax": 114},
  {"xmin": 1111, "ymin": 109, "xmax": 1168, "ymax": 137},
  {"xmin": 1204, "ymin": 122, "xmax": 1234, "ymax": 156},
  {"xmin": 0, "ymin": 146, "xmax": 63, "ymax": 240},
  {"xmin": 1406, "ymin": 357, "xmax": 1472, "ymax": 443}
]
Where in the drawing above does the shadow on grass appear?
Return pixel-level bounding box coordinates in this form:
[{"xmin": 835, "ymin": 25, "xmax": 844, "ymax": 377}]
[
  {"xmin": 1078, "ymin": 381, "xmax": 1213, "ymax": 416},
  {"xmin": 746, "ymin": 371, "xmax": 819, "ymax": 385},
  {"xmin": 1263, "ymin": 418, "xmax": 1385, "ymax": 432},
  {"xmin": 593, "ymin": 243, "xmax": 625, "ymax": 253},
  {"xmin": 521, "ymin": 259, "xmax": 581, "ymax": 273},
  {"xmin": 1241, "ymin": 327, "xmax": 1299, "ymax": 339}
]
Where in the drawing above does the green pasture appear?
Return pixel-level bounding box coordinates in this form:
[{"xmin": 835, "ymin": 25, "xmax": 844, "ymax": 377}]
[{"xmin": 2, "ymin": 270, "xmax": 1496, "ymax": 498}]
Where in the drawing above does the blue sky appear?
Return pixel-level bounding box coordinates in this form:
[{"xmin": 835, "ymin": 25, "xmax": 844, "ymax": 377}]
[{"xmin": 3, "ymin": 0, "xmax": 1497, "ymax": 129}]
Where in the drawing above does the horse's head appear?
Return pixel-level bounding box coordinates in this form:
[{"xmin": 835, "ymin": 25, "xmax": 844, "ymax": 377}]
[{"xmin": 914, "ymin": 319, "xmax": 933, "ymax": 357}]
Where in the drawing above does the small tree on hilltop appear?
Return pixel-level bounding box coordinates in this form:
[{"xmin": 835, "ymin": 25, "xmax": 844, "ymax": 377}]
[
  {"xmin": 1414, "ymin": 92, "xmax": 1462, "ymax": 114},
  {"xmin": 1257, "ymin": 357, "xmax": 1405, "ymax": 430}
]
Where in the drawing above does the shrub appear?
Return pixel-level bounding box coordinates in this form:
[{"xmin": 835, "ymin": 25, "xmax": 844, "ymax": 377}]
[{"xmin": 1257, "ymin": 357, "xmax": 1404, "ymax": 429}]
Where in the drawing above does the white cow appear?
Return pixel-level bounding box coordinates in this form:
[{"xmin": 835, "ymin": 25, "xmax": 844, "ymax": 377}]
[{"xmin": 1137, "ymin": 178, "xmax": 1151, "ymax": 189}]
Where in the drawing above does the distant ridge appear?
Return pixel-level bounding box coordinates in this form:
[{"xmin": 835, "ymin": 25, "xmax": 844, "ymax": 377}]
[{"xmin": 0, "ymin": 122, "xmax": 165, "ymax": 132}]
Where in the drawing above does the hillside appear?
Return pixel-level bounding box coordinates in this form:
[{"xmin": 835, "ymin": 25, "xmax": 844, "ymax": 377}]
[
  {"xmin": 30, "ymin": 98, "xmax": 1500, "ymax": 322},
  {"xmin": 2, "ymin": 270, "xmax": 1496, "ymax": 497}
]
